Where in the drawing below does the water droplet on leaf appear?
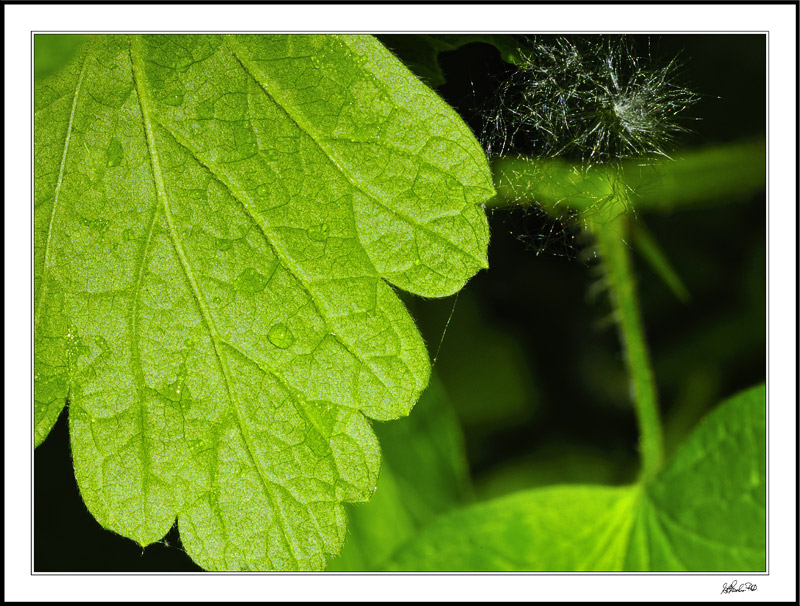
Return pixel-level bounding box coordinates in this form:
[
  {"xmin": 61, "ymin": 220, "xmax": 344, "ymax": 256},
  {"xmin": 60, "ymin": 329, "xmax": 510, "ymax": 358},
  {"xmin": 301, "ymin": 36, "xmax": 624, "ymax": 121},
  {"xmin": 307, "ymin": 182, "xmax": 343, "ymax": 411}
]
[
  {"xmin": 78, "ymin": 215, "xmax": 110, "ymax": 233},
  {"xmin": 162, "ymin": 380, "xmax": 181, "ymax": 403},
  {"xmin": 94, "ymin": 336, "xmax": 110, "ymax": 352},
  {"xmin": 106, "ymin": 138, "xmax": 124, "ymax": 167},
  {"xmin": 307, "ymin": 222, "xmax": 329, "ymax": 242},
  {"xmin": 215, "ymin": 238, "xmax": 234, "ymax": 251},
  {"xmin": 163, "ymin": 90, "xmax": 184, "ymax": 107},
  {"xmin": 255, "ymin": 184, "xmax": 270, "ymax": 199},
  {"xmin": 65, "ymin": 324, "xmax": 89, "ymax": 365},
  {"xmin": 161, "ymin": 363, "xmax": 190, "ymax": 407},
  {"xmin": 234, "ymin": 267, "xmax": 269, "ymax": 294},
  {"xmin": 268, "ymin": 323, "xmax": 294, "ymax": 349},
  {"xmin": 196, "ymin": 99, "xmax": 215, "ymax": 120},
  {"xmin": 174, "ymin": 56, "xmax": 193, "ymax": 72}
]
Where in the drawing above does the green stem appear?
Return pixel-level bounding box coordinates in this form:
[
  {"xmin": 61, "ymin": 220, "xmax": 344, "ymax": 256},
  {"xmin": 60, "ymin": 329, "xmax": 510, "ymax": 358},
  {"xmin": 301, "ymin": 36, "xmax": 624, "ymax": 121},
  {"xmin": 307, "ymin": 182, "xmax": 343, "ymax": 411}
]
[
  {"xmin": 490, "ymin": 156, "xmax": 666, "ymax": 480},
  {"xmin": 587, "ymin": 191, "xmax": 664, "ymax": 481}
]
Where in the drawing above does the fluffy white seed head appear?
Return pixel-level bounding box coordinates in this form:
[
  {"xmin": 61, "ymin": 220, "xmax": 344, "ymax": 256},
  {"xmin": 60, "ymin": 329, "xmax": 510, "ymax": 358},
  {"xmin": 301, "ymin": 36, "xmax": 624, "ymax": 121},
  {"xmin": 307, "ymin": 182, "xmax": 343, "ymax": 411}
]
[{"xmin": 483, "ymin": 36, "xmax": 699, "ymax": 164}]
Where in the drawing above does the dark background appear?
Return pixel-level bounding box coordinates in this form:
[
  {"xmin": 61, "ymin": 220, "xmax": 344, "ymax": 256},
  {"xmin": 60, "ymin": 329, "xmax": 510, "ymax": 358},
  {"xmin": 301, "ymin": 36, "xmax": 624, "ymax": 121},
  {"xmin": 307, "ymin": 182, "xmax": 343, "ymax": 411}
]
[{"xmin": 34, "ymin": 34, "xmax": 766, "ymax": 572}]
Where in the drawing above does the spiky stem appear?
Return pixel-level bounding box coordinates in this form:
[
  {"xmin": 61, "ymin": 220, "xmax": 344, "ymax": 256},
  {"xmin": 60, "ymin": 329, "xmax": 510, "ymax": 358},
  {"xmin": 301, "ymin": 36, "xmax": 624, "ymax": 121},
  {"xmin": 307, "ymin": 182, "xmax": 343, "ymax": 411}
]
[{"xmin": 586, "ymin": 186, "xmax": 664, "ymax": 481}]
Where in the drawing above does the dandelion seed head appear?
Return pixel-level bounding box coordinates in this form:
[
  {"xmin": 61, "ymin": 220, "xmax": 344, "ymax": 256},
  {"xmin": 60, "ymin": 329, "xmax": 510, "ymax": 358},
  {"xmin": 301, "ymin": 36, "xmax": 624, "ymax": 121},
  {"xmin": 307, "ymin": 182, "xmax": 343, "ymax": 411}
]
[{"xmin": 482, "ymin": 35, "xmax": 699, "ymax": 165}]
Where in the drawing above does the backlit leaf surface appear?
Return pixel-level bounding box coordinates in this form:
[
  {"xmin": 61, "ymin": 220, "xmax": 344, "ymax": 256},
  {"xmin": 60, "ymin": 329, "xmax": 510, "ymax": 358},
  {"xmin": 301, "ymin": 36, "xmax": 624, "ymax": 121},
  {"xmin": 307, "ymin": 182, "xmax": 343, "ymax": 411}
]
[{"xmin": 34, "ymin": 34, "xmax": 492, "ymax": 570}]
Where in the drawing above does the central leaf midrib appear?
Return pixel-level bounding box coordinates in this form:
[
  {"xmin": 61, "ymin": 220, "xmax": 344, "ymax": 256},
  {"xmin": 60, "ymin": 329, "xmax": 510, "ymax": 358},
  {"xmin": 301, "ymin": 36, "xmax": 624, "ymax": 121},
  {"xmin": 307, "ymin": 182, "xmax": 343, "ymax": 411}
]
[
  {"xmin": 129, "ymin": 34, "xmax": 300, "ymax": 566},
  {"xmin": 577, "ymin": 486, "xmax": 641, "ymax": 570},
  {"xmin": 126, "ymin": 36, "xmax": 161, "ymax": 540},
  {"xmin": 127, "ymin": 37, "xmax": 164, "ymax": 533}
]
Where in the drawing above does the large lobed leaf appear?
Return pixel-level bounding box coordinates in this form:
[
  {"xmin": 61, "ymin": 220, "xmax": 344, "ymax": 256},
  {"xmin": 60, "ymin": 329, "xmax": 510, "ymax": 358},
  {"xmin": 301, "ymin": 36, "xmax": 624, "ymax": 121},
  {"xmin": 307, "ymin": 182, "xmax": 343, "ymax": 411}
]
[
  {"xmin": 34, "ymin": 34, "xmax": 493, "ymax": 570},
  {"xmin": 387, "ymin": 384, "xmax": 765, "ymax": 571}
]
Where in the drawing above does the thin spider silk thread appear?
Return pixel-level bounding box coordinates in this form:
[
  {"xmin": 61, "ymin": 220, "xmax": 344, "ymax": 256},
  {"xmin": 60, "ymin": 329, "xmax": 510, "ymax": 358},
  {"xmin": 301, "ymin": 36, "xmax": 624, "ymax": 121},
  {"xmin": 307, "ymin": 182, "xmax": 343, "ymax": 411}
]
[{"xmin": 431, "ymin": 291, "xmax": 459, "ymax": 371}]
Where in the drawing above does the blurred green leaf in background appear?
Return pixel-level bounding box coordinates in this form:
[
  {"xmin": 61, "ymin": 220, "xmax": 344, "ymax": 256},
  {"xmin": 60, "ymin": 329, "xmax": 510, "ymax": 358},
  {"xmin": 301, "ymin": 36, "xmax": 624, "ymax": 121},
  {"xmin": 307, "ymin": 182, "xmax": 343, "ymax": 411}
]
[
  {"xmin": 387, "ymin": 385, "xmax": 765, "ymax": 571},
  {"xmin": 327, "ymin": 376, "xmax": 472, "ymax": 571},
  {"xmin": 34, "ymin": 34, "xmax": 87, "ymax": 83}
]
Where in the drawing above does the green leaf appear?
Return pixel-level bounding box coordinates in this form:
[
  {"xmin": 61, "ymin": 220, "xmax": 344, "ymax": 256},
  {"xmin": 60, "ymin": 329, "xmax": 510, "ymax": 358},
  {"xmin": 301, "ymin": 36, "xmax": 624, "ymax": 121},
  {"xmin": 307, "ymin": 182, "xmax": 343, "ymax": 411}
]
[
  {"xmin": 386, "ymin": 384, "xmax": 765, "ymax": 571},
  {"xmin": 326, "ymin": 376, "xmax": 472, "ymax": 570},
  {"xmin": 34, "ymin": 34, "xmax": 492, "ymax": 571},
  {"xmin": 389, "ymin": 484, "xmax": 643, "ymax": 571},
  {"xmin": 629, "ymin": 383, "xmax": 765, "ymax": 571},
  {"xmin": 378, "ymin": 34, "xmax": 523, "ymax": 88}
]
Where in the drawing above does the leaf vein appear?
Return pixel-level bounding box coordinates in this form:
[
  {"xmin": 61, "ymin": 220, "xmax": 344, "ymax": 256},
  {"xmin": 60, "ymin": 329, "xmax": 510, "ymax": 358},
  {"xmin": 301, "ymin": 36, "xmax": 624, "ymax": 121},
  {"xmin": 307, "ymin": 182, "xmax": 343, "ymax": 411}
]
[
  {"xmin": 129, "ymin": 34, "xmax": 300, "ymax": 567},
  {"xmin": 153, "ymin": 117, "xmax": 406, "ymax": 410},
  {"xmin": 35, "ymin": 39, "xmax": 91, "ymax": 329},
  {"xmin": 224, "ymin": 37, "xmax": 487, "ymax": 270}
]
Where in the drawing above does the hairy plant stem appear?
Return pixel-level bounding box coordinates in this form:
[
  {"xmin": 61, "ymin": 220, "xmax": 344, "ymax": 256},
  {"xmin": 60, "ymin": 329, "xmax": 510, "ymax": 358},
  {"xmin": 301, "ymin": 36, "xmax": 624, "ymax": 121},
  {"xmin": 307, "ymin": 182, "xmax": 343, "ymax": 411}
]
[
  {"xmin": 490, "ymin": 158, "xmax": 665, "ymax": 480},
  {"xmin": 586, "ymin": 188, "xmax": 664, "ymax": 482}
]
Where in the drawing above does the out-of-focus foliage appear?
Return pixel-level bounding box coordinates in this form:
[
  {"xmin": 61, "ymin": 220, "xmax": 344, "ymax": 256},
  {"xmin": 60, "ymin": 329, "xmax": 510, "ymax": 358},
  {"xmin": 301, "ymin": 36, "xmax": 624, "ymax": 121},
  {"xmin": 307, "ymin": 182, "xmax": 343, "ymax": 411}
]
[
  {"xmin": 491, "ymin": 140, "xmax": 766, "ymax": 214},
  {"xmin": 408, "ymin": 290, "xmax": 540, "ymax": 437},
  {"xmin": 377, "ymin": 34, "xmax": 523, "ymax": 88},
  {"xmin": 34, "ymin": 34, "xmax": 87, "ymax": 82},
  {"xmin": 327, "ymin": 376, "xmax": 471, "ymax": 571},
  {"xmin": 386, "ymin": 385, "xmax": 765, "ymax": 571}
]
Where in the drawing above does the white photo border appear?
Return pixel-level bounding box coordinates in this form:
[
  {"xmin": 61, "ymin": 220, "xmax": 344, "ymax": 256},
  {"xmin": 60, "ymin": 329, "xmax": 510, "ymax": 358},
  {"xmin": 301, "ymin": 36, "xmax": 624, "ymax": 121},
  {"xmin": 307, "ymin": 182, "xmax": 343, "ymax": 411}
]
[{"xmin": 6, "ymin": 2, "xmax": 796, "ymax": 602}]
